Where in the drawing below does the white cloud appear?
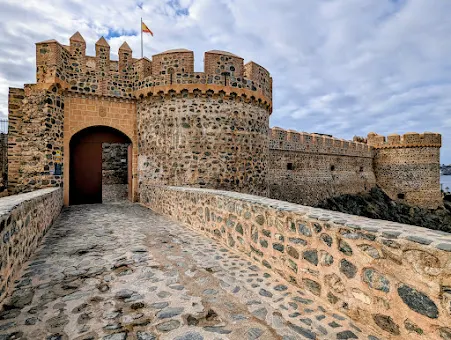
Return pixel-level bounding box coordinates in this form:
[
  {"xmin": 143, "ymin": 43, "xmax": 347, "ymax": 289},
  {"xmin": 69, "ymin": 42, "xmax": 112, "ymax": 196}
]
[{"xmin": 0, "ymin": 0, "xmax": 450, "ymax": 161}]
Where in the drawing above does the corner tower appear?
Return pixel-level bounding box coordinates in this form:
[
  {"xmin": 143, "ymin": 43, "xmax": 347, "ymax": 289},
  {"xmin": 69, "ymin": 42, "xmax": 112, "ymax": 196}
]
[
  {"xmin": 136, "ymin": 49, "xmax": 272, "ymax": 196},
  {"xmin": 368, "ymin": 132, "xmax": 442, "ymax": 209}
]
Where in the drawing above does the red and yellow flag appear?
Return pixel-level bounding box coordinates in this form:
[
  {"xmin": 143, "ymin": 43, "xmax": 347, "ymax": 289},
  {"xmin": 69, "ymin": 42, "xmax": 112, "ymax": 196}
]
[{"xmin": 142, "ymin": 21, "xmax": 153, "ymax": 36}]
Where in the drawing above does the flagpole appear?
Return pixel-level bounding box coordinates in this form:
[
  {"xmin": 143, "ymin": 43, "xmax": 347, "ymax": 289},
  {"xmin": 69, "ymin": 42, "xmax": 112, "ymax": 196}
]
[{"xmin": 141, "ymin": 17, "xmax": 143, "ymax": 58}]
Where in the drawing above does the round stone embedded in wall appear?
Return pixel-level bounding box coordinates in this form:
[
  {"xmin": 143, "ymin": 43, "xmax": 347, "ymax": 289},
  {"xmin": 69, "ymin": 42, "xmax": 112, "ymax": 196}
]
[
  {"xmin": 338, "ymin": 240, "xmax": 353, "ymax": 255},
  {"xmin": 362, "ymin": 268, "xmax": 390, "ymax": 293},
  {"xmin": 319, "ymin": 250, "xmax": 334, "ymax": 266},
  {"xmin": 339, "ymin": 259, "xmax": 357, "ymax": 279},
  {"xmin": 302, "ymin": 278, "xmax": 321, "ymax": 296},
  {"xmin": 403, "ymin": 249, "xmax": 441, "ymax": 276},
  {"xmin": 397, "ymin": 284, "xmax": 438, "ymax": 319},
  {"xmin": 358, "ymin": 244, "xmax": 381, "ymax": 259},
  {"xmin": 324, "ymin": 274, "xmax": 345, "ymax": 294},
  {"xmin": 439, "ymin": 327, "xmax": 451, "ymax": 340},
  {"xmin": 320, "ymin": 233, "xmax": 333, "ymax": 247},
  {"xmin": 372, "ymin": 314, "xmax": 400, "ymax": 335},
  {"xmin": 287, "ymin": 246, "xmax": 299, "ymax": 259},
  {"xmin": 303, "ymin": 250, "xmax": 318, "ymax": 266},
  {"xmin": 404, "ymin": 319, "xmax": 423, "ymax": 335}
]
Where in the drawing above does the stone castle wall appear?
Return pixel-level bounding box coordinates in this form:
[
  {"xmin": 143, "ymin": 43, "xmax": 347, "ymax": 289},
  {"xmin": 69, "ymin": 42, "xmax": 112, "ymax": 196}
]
[
  {"xmin": 142, "ymin": 185, "xmax": 451, "ymax": 340},
  {"xmin": 137, "ymin": 92, "xmax": 270, "ymax": 196},
  {"xmin": 102, "ymin": 143, "xmax": 129, "ymax": 202},
  {"xmin": 9, "ymin": 32, "xmax": 272, "ymax": 204},
  {"xmin": 268, "ymin": 128, "xmax": 376, "ymax": 205},
  {"xmin": 36, "ymin": 34, "xmax": 136, "ymax": 98},
  {"xmin": 7, "ymin": 86, "xmax": 64, "ymax": 195},
  {"xmin": 7, "ymin": 32, "xmax": 443, "ymax": 211},
  {"xmin": 0, "ymin": 188, "xmax": 62, "ymax": 306},
  {"xmin": 368, "ymin": 132, "xmax": 442, "ymax": 209}
]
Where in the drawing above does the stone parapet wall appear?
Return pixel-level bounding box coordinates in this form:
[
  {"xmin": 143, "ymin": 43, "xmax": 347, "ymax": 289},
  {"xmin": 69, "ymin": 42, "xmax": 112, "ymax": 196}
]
[
  {"xmin": 0, "ymin": 188, "xmax": 63, "ymax": 306},
  {"xmin": 268, "ymin": 127, "xmax": 376, "ymax": 205},
  {"xmin": 269, "ymin": 127, "xmax": 372, "ymax": 158},
  {"xmin": 268, "ymin": 149, "xmax": 376, "ymax": 206},
  {"xmin": 141, "ymin": 185, "xmax": 451, "ymax": 340}
]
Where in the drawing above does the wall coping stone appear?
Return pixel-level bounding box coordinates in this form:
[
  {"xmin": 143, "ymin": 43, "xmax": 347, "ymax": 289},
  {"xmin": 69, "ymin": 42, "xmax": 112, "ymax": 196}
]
[
  {"xmin": 161, "ymin": 186, "xmax": 451, "ymax": 251},
  {"xmin": 0, "ymin": 188, "xmax": 61, "ymax": 216}
]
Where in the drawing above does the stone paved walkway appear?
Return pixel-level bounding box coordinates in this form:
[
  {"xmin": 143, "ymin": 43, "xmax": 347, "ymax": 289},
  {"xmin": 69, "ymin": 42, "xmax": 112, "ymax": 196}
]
[{"xmin": 0, "ymin": 203, "xmax": 381, "ymax": 340}]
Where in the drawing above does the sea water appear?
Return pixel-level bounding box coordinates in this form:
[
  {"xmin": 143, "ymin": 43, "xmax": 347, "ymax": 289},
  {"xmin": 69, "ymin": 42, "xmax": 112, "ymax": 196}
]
[{"xmin": 441, "ymin": 175, "xmax": 451, "ymax": 192}]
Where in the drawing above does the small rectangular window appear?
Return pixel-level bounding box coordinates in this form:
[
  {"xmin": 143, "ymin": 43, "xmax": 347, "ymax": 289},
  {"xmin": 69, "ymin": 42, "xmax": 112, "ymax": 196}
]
[
  {"xmin": 398, "ymin": 193, "xmax": 405, "ymax": 199},
  {"xmin": 287, "ymin": 163, "xmax": 294, "ymax": 170}
]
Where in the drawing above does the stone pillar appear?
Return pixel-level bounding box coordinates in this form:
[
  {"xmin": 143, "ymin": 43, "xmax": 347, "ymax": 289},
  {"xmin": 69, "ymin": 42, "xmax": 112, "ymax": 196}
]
[
  {"xmin": 69, "ymin": 31, "xmax": 86, "ymax": 75},
  {"xmin": 95, "ymin": 36, "xmax": 110, "ymax": 95}
]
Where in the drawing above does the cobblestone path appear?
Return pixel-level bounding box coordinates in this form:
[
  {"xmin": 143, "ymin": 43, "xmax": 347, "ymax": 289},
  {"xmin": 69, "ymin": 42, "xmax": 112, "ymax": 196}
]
[{"xmin": 0, "ymin": 204, "xmax": 380, "ymax": 340}]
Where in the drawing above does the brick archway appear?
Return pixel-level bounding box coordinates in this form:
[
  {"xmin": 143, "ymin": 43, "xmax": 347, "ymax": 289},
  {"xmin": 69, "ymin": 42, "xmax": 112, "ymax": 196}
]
[
  {"xmin": 68, "ymin": 126, "xmax": 133, "ymax": 205},
  {"xmin": 63, "ymin": 95, "xmax": 138, "ymax": 206}
]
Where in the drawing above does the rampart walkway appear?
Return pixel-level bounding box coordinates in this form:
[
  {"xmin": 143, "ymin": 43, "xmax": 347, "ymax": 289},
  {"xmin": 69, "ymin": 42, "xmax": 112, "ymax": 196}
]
[{"xmin": 1, "ymin": 203, "xmax": 379, "ymax": 339}]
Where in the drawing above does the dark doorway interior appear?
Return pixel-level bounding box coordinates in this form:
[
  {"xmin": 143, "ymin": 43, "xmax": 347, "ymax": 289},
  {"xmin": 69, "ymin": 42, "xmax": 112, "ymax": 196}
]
[
  {"xmin": 70, "ymin": 126, "xmax": 131, "ymax": 205},
  {"xmin": 102, "ymin": 143, "xmax": 129, "ymax": 203}
]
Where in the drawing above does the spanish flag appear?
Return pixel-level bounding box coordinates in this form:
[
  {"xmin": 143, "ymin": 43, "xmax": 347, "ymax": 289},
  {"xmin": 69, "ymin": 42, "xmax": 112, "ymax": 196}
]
[{"xmin": 142, "ymin": 21, "xmax": 153, "ymax": 36}]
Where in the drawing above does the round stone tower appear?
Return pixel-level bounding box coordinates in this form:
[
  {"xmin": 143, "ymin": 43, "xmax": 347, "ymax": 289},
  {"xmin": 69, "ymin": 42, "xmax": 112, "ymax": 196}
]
[
  {"xmin": 367, "ymin": 132, "xmax": 442, "ymax": 209},
  {"xmin": 136, "ymin": 49, "xmax": 272, "ymax": 196}
]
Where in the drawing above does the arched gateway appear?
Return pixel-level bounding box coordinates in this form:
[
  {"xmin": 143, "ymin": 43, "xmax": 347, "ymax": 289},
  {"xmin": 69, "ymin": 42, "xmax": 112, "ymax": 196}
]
[{"xmin": 69, "ymin": 126, "xmax": 132, "ymax": 205}]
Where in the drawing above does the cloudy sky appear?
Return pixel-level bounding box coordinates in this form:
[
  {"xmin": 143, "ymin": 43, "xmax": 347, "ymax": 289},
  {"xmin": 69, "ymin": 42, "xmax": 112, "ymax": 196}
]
[{"xmin": 1, "ymin": 0, "xmax": 451, "ymax": 162}]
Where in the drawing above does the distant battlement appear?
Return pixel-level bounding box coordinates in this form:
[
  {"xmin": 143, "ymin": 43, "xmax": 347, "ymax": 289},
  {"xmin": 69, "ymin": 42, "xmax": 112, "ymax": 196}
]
[
  {"xmin": 269, "ymin": 127, "xmax": 373, "ymax": 157},
  {"xmin": 35, "ymin": 32, "xmax": 272, "ymax": 106},
  {"xmin": 367, "ymin": 132, "xmax": 441, "ymax": 148}
]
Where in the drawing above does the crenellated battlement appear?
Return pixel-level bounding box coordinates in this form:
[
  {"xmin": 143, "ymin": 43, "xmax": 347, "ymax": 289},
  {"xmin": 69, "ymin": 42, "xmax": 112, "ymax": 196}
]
[
  {"xmin": 35, "ymin": 32, "xmax": 272, "ymax": 105},
  {"xmin": 269, "ymin": 127, "xmax": 373, "ymax": 157},
  {"xmin": 367, "ymin": 132, "xmax": 441, "ymax": 148}
]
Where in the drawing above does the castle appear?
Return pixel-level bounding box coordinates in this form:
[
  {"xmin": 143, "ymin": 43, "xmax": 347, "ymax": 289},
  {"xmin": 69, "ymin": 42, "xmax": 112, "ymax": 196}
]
[
  {"xmin": 2, "ymin": 33, "xmax": 450, "ymax": 339},
  {"xmin": 7, "ymin": 32, "xmax": 442, "ymax": 209}
]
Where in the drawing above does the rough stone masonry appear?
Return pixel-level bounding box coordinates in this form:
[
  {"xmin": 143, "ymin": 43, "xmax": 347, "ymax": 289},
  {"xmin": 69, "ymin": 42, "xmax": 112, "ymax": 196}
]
[
  {"xmin": 0, "ymin": 202, "xmax": 384, "ymax": 340},
  {"xmin": 142, "ymin": 185, "xmax": 451, "ymax": 340},
  {"xmin": 7, "ymin": 31, "xmax": 442, "ymax": 208},
  {"xmin": 2, "ymin": 32, "xmax": 449, "ymax": 339}
]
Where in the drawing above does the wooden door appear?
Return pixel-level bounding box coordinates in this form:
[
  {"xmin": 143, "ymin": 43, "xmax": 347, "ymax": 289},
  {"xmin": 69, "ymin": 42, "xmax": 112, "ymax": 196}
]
[{"xmin": 70, "ymin": 141, "xmax": 102, "ymax": 204}]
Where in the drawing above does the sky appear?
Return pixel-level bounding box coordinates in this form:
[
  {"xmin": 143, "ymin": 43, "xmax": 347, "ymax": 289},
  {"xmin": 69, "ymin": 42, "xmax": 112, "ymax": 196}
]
[{"xmin": 1, "ymin": 0, "xmax": 451, "ymax": 162}]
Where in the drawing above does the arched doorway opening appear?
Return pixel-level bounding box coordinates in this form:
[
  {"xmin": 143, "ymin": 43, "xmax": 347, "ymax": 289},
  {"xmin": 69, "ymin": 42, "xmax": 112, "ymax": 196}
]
[{"xmin": 69, "ymin": 126, "xmax": 132, "ymax": 205}]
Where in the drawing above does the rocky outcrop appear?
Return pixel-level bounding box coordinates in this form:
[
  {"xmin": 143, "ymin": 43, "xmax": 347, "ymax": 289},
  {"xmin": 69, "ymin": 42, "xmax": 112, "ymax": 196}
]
[
  {"xmin": 440, "ymin": 165, "xmax": 451, "ymax": 175},
  {"xmin": 316, "ymin": 187, "xmax": 451, "ymax": 233}
]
